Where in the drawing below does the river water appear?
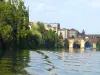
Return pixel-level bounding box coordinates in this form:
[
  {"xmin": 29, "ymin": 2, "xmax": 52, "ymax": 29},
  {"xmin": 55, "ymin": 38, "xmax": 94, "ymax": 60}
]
[{"xmin": 0, "ymin": 49, "xmax": 100, "ymax": 75}]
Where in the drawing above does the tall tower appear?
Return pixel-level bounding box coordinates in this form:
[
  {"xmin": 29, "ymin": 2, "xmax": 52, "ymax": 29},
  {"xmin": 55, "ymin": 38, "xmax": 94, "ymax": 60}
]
[
  {"xmin": 82, "ymin": 29, "xmax": 85, "ymax": 35},
  {"xmin": 82, "ymin": 29, "xmax": 85, "ymax": 38}
]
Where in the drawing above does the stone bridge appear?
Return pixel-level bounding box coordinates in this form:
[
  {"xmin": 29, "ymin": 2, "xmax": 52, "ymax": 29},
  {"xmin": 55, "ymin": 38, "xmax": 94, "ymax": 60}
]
[{"xmin": 65, "ymin": 37, "xmax": 100, "ymax": 49}]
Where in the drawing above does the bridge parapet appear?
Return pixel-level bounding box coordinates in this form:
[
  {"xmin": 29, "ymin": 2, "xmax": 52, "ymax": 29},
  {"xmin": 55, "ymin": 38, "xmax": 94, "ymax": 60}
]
[{"xmin": 87, "ymin": 38, "xmax": 100, "ymax": 43}]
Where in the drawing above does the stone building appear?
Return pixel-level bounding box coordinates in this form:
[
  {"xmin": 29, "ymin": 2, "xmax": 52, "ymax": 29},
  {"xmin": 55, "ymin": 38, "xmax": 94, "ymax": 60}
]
[
  {"xmin": 68, "ymin": 29, "xmax": 79, "ymax": 38},
  {"xmin": 58, "ymin": 28, "xmax": 68, "ymax": 40},
  {"xmin": 44, "ymin": 23, "xmax": 60, "ymax": 32}
]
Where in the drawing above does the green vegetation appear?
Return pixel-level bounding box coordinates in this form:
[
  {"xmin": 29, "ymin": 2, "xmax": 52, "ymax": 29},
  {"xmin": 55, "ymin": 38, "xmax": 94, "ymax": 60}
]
[
  {"xmin": 0, "ymin": 0, "xmax": 63, "ymax": 51},
  {"xmin": 19, "ymin": 22, "xmax": 64, "ymax": 49},
  {"xmin": 0, "ymin": 0, "xmax": 29, "ymax": 50}
]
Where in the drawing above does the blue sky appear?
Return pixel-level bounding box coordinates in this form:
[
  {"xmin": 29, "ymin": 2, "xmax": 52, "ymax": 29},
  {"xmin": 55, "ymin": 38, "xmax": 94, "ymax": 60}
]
[{"xmin": 24, "ymin": 0, "xmax": 100, "ymax": 34}]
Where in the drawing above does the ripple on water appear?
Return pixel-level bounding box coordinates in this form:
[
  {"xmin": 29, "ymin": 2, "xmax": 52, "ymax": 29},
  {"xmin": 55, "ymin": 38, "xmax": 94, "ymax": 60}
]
[
  {"xmin": 25, "ymin": 67, "xmax": 50, "ymax": 75},
  {"xmin": 24, "ymin": 50, "xmax": 100, "ymax": 75}
]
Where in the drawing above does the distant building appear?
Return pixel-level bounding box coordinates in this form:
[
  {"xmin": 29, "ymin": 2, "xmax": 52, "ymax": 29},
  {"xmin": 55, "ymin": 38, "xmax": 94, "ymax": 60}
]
[
  {"xmin": 44, "ymin": 23, "xmax": 60, "ymax": 32},
  {"xmin": 68, "ymin": 29, "xmax": 79, "ymax": 38},
  {"xmin": 78, "ymin": 29, "xmax": 86, "ymax": 38},
  {"xmin": 29, "ymin": 22, "xmax": 87, "ymax": 39},
  {"xmin": 82, "ymin": 29, "xmax": 85, "ymax": 35},
  {"xmin": 29, "ymin": 22, "xmax": 38, "ymax": 29},
  {"xmin": 58, "ymin": 28, "xmax": 68, "ymax": 40}
]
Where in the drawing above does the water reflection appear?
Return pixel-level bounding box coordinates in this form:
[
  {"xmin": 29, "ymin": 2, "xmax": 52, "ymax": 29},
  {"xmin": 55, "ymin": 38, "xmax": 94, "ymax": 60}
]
[
  {"xmin": 0, "ymin": 49, "xmax": 100, "ymax": 75},
  {"xmin": 68, "ymin": 48, "xmax": 85, "ymax": 53},
  {"xmin": 0, "ymin": 49, "xmax": 30, "ymax": 75},
  {"xmin": 26, "ymin": 49, "xmax": 100, "ymax": 75}
]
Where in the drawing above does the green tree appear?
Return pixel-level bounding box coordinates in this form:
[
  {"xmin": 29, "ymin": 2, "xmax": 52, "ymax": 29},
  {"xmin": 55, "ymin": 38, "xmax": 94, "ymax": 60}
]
[
  {"xmin": 37, "ymin": 22, "xmax": 46, "ymax": 34},
  {"xmin": 0, "ymin": 0, "xmax": 63, "ymax": 50},
  {"xmin": 0, "ymin": 0, "xmax": 29, "ymax": 49},
  {"xmin": 42, "ymin": 30, "xmax": 58, "ymax": 48}
]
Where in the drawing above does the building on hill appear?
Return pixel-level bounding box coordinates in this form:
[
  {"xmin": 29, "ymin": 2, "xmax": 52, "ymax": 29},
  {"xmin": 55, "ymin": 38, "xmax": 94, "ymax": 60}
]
[
  {"xmin": 58, "ymin": 28, "xmax": 68, "ymax": 40},
  {"xmin": 44, "ymin": 23, "xmax": 60, "ymax": 32},
  {"xmin": 44, "ymin": 23, "xmax": 69, "ymax": 40},
  {"xmin": 68, "ymin": 29, "xmax": 79, "ymax": 38},
  {"xmin": 29, "ymin": 22, "xmax": 61, "ymax": 32},
  {"xmin": 29, "ymin": 22, "xmax": 85, "ymax": 40}
]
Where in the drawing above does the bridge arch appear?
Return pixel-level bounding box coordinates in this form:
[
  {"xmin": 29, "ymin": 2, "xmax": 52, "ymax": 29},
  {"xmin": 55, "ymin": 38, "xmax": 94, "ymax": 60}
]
[
  {"xmin": 73, "ymin": 40, "xmax": 81, "ymax": 49},
  {"xmin": 68, "ymin": 38, "xmax": 100, "ymax": 50},
  {"xmin": 69, "ymin": 39, "xmax": 85, "ymax": 49},
  {"xmin": 84, "ymin": 40, "xmax": 93, "ymax": 49}
]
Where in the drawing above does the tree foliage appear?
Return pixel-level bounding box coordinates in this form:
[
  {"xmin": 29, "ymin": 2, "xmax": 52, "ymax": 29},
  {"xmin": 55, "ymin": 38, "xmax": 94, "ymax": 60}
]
[
  {"xmin": 0, "ymin": 0, "xmax": 29, "ymax": 49},
  {"xmin": 0, "ymin": 1, "xmax": 63, "ymax": 50}
]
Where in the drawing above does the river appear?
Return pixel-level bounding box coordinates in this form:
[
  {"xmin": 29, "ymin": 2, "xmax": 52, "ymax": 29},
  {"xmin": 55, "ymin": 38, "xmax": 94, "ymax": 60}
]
[{"xmin": 0, "ymin": 49, "xmax": 100, "ymax": 75}]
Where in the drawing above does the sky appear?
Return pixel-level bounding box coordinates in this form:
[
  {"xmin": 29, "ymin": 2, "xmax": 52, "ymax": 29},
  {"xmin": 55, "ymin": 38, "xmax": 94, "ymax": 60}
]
[{"xmin": 24, "ymin": 0, "xmax": 100, "ymax": 34}]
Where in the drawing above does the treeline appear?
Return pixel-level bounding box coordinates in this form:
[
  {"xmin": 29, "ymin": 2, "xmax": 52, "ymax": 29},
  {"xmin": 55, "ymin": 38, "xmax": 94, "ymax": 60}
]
[
  {"xmin": 19, "ymin": 22, "xmax": 64, "ymax": 49},
  {"xmin": 0, "ymin": 0, "xmax": 64, "ymax": 50}
]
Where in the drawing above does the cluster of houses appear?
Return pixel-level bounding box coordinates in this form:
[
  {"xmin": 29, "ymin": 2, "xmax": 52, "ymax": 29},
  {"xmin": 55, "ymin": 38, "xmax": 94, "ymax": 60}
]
[
  {"xmin": 29, "ymin": 22, "xmax": 86, "ymax": 39},
  {"xmin": 29, "ymin": 22, "xmax": 100, "ymax": 40},
  {"xmin": 44, "ymin": 23, "xmax": 86, "ymax": 39}
]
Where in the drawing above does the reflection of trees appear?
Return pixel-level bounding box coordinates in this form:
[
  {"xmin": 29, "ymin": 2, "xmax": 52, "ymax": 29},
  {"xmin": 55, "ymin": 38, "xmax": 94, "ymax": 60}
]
[
  {"xmin": 64, "ymin": 39, "xmax": 69, "ymax": 49},
  {"xmin": 58, "ymin": 32, "xmax": 64, "ymax": 48},
  {"xmin": 11, "ymin": 50, "xmax": 30, "ymax": 74},
  {"xmin": 0, "ymin": 49, "xmax": 30, "ymax": 75}
]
